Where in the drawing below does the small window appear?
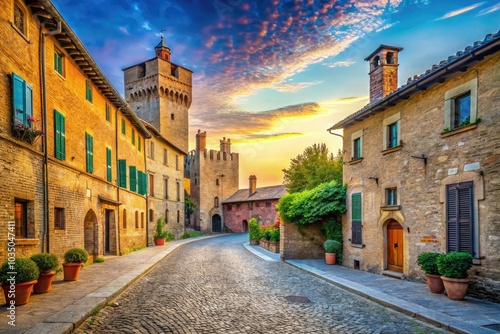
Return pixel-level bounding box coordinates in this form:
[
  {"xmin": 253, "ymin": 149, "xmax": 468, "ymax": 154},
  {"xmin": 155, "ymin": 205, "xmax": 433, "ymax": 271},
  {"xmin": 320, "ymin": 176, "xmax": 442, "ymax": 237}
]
[
  {"xmin": 386, "ymin": 188, "xmax": 397, "ymax": 206},
  {"xmin": 123, "ymin": 209, "xmax": 127, "ymax": 229},
  {"xmin": 255, "ymin": 202, "xmax": 260, "ymax": 208},
  {"xmin": 121, "ymin": 118, "xmax": 126, "ymax": 135},
  {"xmin": 176, "ymin": 182, "xmax": 180, "ymax": 202},
  {"xmin": 149, "ymin": 141, "xmax": 155, "ymax": 160},
  {"xmin": 165, "ymin": 209, "xmax": 169, "ymax": 223},
  {"xmin": 163, "ymin": 148, "xmax": 168, "ymax": 165},
  {"xmin": 177, "ymin": 210, "xmax": 180, "ymax": 224},
  {"xmin": 141, "ymin": 212, "xmax": 144, "ymax": 228},
  {"xmin": 216, "ymin": 179, "xmax": 219, "ymax": 186},
  {"xmin": 453, "ymin": 92, "xmax": 471, "ymax": 129},
  {"xmin": 149, "ymin": 209, "xmax": 154, "ymax": 222},
  {"xmin": 386, "ymin": 52, "xmax": 394, "ymax": 64},
  {"xmin": 266, "ymin": 202, "xmax": 271, "ymax": 208},
  {"xmin": 54, "ymin": 50, "xmax": 64, "ymax": 76},
  {"xmin": 54, "ymin": 208, "xmax": 65, "ymax": 230},
  {"xmin": 14, "ymin": 199, "xmax": 28, "ymax": 238},
  {"xmin": 85, "ymin": 79, "xmax": 93, "ymax": 103},
  {"xmin": 164, "ymin": 179, "xmax": 169, "ymax": 199},
  {"xmin": 227, "ymin": 204, "xmax": 232, "ymax": 211},
  {"xmin": 373, "ymin": 55, "xmax": 380, "ymax": 68},
  {"xmin": 247, "ymin": 202, "xmax": 252, "ymax": 210},
  {"xmin": 214, "ymin": 197, "xmax": 219, "ymax": 207},
  {"xmin": 195, "ymin": 178, "xmax": 197, "ymax": 185},
  {"xmin": 353, "ymin": 137, "xmax": 361, "ymax": 160},
  {"xmin": 135, "ymin": 211, "xmax": 139, "ymax": 228},
  {"xmin": 171, "ymin": 113, "xmax": 174, "ymax": 120},
  {"xmin": 176, "ymin": 154, "xmax": 179, "ymax": 170},
  {"xmin": 131, "ymin": 129, "xmax": 135, "ymax": 146},
  {"xmin": 13, "ymin": 1, "xmax": 27, "ymax": 37},
  {"xmin": 149, "ymin": 174, "xmax": 155, "ymax": 196},
  {"xmin": 138, "ymin": 137, "xmax": 141, "ymax": 152},
  {"xmin": 105, "ymin": 103, "xmax": 111, "ymax": 122},
  {"xmin": 387, "ymin": 122, "xmax": 398, "ymax": 149},
  {"xmin": 85, "ymin": 132, "xmax": 94, "ymax": 173}
]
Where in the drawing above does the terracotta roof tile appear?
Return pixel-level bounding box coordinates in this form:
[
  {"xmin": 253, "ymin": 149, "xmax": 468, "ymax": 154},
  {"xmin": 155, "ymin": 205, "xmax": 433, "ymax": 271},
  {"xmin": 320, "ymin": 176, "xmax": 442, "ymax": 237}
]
[{"xmin": 223, "ymin": 185, "xmax": 287, "ymax": 204}]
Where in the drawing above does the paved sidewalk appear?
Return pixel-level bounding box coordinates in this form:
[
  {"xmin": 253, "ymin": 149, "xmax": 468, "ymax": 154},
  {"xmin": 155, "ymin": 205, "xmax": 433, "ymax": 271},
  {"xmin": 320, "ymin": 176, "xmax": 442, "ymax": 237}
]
[
  {"xmin": 243, "ymin": 242, "xmax": 500, "ymax": 334},
  {"xmin": 0, "ymin": 234, "xmax": 225, "ymax": 334}
]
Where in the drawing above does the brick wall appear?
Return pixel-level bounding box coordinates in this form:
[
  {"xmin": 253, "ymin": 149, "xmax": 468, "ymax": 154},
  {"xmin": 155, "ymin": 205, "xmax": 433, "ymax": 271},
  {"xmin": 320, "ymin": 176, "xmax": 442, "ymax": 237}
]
[
  {"xmin": 224, "ymin": 199, "xmax": 280, "ymax": 232},
  {"xmin": 280, "ymin": 221, "xmax": 325, "ymax": 259}
]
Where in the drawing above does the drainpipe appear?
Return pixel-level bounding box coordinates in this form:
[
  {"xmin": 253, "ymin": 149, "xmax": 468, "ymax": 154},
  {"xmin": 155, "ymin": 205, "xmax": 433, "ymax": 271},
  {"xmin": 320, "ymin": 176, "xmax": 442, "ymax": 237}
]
[
  {"xmin": 116, "ymin": 107, "xmax": 121, "ymax": 255},
  {"xmin": 144, "ymin": 137, "xmax": 148, "ymax": 246},
  {"xmin": 40, "ymin": 21, "xmax": 62, "ymax": 253}
]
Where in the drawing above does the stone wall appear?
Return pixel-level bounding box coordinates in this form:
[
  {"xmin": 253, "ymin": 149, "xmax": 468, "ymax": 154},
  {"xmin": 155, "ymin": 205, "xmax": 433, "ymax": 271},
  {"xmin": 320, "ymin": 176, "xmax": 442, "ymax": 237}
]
[
  {"xmin": 224, "ymin": 199, "xmax": 280, "ymax": 232},
  {"xmin": 280, "ymin": 221, "xmax": 326, "ymax": 260}
]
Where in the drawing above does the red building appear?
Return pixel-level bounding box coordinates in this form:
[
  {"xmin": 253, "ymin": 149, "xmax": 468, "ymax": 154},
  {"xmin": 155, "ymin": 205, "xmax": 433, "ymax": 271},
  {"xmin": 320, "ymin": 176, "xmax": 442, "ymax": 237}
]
[{"xmin": 222, "ymin": 176, "xmax": 287, "ymax": 232}]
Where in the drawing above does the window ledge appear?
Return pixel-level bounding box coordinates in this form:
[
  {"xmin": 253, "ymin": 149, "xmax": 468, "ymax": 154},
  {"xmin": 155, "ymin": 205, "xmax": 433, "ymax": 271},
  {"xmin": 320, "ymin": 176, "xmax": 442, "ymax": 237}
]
[
  {"xmin": 381, "ymin": 205, "xmax": 401, "ymax": 211},
  {"xmin": 382, "ymin": 145, "xmax": 402, "ymax": 155},
  {"xmin": 14, "ymin": 239, "xmax": 38, "ymax": 246},
  {"xmin": 440, "ymin": 123, "xmax": 477, "ymax": 138},
  {"xmin": 349, "ymin": 157, "xmax": 363, "ymax": 165},
  {"xmin": 9, "ymin": 21, "xmax": 31, "ymax": 43},
  {"xmin": 351, "ymin": 243, "xmax": 365, "ymax": 248}
]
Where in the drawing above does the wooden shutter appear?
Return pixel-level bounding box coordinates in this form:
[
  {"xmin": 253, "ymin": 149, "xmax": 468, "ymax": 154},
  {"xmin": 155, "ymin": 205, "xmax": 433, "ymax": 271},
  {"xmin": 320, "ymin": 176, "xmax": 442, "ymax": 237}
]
[
  {"xmin": 12, "ymin": 73, "xmax": 33, "ymax": 125},
  {"xmin": 54, "ymin": 110, "xmax": 66, "ymax": 160},
  {"xmin": 351, "ymin": 193, "xmax": 362, "ymax": 244},
  {"xmin": 446, "ymin": 182, "xmax": 473, "ymax": 254},
  {"xmin": 106, "ymin": 148, "xmax": 112, "ymax": 182},
  {"xmin": 85, "ymin": 133, "xmax": 93, "ymax": 173},
  {"xmin": 138, "ymin": 171, "xmax": 144, "ymax": 195},
  {"xmin": 118, "ymin": 160, "xmax": 127, "ymax": 188},
  {"xmin": 129, "ymin": 166, "xmax": 137, "ymax": 192}
]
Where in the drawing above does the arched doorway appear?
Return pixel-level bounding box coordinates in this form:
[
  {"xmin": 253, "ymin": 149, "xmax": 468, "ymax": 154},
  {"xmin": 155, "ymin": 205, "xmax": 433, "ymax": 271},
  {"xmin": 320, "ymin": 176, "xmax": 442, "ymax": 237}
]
[
  {"xmin": 242, "ymin": 220, "xmax": 248, "ymax": 232},
  {"xmin": 84, "ymin": 209, "xmax": 98, "ymax": 262},
  {"xmin": 212, "ymin": 214, "xmax": 221, "ymax": 232},
  {"xmin": 387, "ymin": 220, "xmax": 404, "ymax": 272}
]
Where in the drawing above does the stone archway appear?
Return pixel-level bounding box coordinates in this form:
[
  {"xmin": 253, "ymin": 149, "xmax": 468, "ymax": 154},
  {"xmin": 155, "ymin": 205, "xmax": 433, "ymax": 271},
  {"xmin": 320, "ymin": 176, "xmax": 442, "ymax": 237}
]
[
  {"xmin": 84, "ymin": 209, "xmax": 98, "ymax": 262},
  {"xmin": 212, "ymin": 214, "xmax": 221, "ymax": 233}
]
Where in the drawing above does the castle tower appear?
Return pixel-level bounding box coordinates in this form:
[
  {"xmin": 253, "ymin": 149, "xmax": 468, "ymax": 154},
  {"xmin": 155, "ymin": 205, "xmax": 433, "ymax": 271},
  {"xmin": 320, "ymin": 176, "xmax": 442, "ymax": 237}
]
[
  {"xmin": 364, "ymin": 45, "xmax": 403, "ymax": 102},
  {"xmin": 123, "ymin": 36, "xmax": 192, "ymax": 152}
]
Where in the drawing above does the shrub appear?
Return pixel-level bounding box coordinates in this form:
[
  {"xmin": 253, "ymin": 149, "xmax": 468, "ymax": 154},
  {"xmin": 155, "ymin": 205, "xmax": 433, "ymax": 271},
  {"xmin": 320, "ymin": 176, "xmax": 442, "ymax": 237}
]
[
  {"xmin": 416, "ymin": 252, "xmax": 441, "ymax": 275},
  {"xmin": 248, "ymin": 218, "xmax": 261, "ymax": 241},
  {"xmin": 263, "ymin": 228, "xmax": 272, "ymax": 241},
  {"xmin": 0, "ymin": 258, "xmax": 39, "ymax": 284},
  {"xmin": 94, "ymin": 257, "xmax": 105, "ymax": 263},
  {"xmin": 165, "ymin": 230, "xmax": 175, "ymax": 241},
  {"xmin": 181, "ymin": 231, "xmax": 191, "ymax": 239},
  {"xmin": 324, "ymin": 240, "xmax": 341, "ymax": 254},
  {"xmin": 30, "ymin": 253, "xmax": 60, "ymax": 274},
  {"xmin": 269, "ymin": 228, "xmax": 280, "ymax": 242},
  {"xmin": 437, "ymin": 252, "xmax": 473, "ymax": 278},
  {"xmin": 64, "ymin": 248, "xmax": 89, "ymax": 263},
  {"xmin": 154, "ymin": 217, "xmax": 169, "ymax": 239}
]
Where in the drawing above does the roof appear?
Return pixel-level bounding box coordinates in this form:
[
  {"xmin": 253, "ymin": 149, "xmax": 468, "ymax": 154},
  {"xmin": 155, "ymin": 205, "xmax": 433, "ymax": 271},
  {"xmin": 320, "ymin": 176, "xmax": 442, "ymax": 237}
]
[
  {"xmin": 329, "ymin": 31, "xmax": 500, "ymax": 131},
  {"xmin": 141, "ymin": 120, "xmax": 188, "ymax": 155},
  {"xmin": 222, "ymin": 185, "xmax": 287, "ymax": 204},
  {"xmin": 35, "ymin": 0, "xmax": 151, "ymax": 138},
  {"xmin": 155, "ymin": 36, "xmax": 170, "ymax": 50},
  {"xmin": 364, "ymin": 44, "xmax": 404, "ymax": 61}
]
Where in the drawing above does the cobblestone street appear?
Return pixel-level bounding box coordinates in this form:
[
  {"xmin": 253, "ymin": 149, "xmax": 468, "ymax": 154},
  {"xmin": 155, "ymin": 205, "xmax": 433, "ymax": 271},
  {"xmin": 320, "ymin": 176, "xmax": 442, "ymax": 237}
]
[{"xmin": 75, "ymin": 234, "xmax": 447, "ymax": 334}]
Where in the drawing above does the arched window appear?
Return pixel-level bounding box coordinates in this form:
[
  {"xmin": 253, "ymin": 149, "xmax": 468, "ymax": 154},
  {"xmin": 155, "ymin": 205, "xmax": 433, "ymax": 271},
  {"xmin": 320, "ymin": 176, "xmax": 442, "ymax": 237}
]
[
  {"xmin": 135, "ymin": 211, "xmax": 139, "ymax": 228},
  {"xmin": 214, "ymin": 197, "xmax": 219, "ymax": 207},
  {"xmin": 177, "ymin": 210, "xmax": 180, "ymax": 224},
  {"xmin": 165, "ymin": 209, "xmax": 169, "ymax": 223},
  {"xmin": 141, "ymin": 212, "xmax": 145, "ymax": 228},
  {"xmin": 216, "ymin": 178, "xmax": 219, "ymax": 186},
  {"xmin": 149, "ymin": 209, "xmax": 154, "ymax": 222},
  {"xmin": 123, "ymin": 209, "xmax": 127, "ymax": 229}
]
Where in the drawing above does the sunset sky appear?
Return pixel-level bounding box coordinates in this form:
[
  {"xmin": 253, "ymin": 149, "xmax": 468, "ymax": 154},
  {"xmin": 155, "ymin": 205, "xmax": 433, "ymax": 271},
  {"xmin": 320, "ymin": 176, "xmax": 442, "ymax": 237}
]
[{"xmin": 51, "ymin": 0, "xmax": 499, "ymax": 188}]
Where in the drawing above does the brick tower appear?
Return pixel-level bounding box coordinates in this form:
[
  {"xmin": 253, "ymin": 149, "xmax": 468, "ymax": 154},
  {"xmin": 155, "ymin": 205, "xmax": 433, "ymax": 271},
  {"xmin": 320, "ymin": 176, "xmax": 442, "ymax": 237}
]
[
  {"xmin": 123, "ymin": 36, "xmax": 192, "ymax": 152},
  {"xmin": 364, "ymin": 45, "xmax": 403, "ymax": 102}
]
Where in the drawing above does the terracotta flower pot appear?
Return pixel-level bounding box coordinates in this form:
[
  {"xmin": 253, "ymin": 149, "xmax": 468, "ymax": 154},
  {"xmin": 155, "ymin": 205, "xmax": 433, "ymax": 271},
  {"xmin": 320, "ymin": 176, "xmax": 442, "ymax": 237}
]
[
  {"xmin": 2, "ymin": 280, "xmax": 37, "ymax": 305},
  {"xmin": 441, "ymin": 276, "xmax": 470, "ymax": 300},
  {"xmin": 34, "ymin": 271, "xmax": 56, "ymax": 294},
  {"xmin": 426, "ymin": 274, "xmax": 444, "ymax": 294},
  {"xmin": 250, "ymin": 240, "xmax": 259, "ymax": 245},
  {"xmin": 154, "ymin": 238, "xmax": 165, "ymax": 246},
  {"xmin": 63, "ymin": 262, "xmax": 83, "ymax": 281},
  {"xmin": 325, "ymin": 253, "xmax": 336, "ymax": 265}
]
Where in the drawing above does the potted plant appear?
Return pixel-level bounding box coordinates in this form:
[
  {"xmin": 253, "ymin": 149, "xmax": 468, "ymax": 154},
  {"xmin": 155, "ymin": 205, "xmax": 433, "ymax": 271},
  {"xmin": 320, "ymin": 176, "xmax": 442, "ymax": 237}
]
[
  {"xmin": 417, "ymin": 252, "xmax": 444, "ymax": 294},
  {"xmin": 324, "ymin": 240, "xmax": 341, "ymax": 265},
  {"xmin": 0, "ymin": 258, "xmax": 39, "ymax": 305},
  {"xmin": 154, "ymin": 217, "xmax": 168, "ymax": 246},
  {"xmin": 63, "ymin": 248, "xmax": 89, "ymax": 281},
  {"xmin": 248, "ymin": 218, "xmax": 261, "ymax": 245},
  {"xmin": 437, "ymin": 252, "xmax": 473, "ymax": 300},
  {"xmin": 30, "ymin": 253, "xmax": 60, "ymax": 294}
]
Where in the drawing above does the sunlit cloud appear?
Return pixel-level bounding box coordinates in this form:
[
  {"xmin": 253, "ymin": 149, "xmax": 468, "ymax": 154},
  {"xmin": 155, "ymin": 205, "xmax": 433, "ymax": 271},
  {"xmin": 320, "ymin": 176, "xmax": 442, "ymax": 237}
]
[
  {"xmin": 435, "ymin": 2, "xmax": 485, "ymax": 20},
  {"xmin": 376, "ymin": 21, "xmax": 399, "ymax": 32},
  {"xmin": 477, "ymin": 2, "xmax": 500, "ymax": 16},
  {"xmin": 234, "ymin": 133, "xmax": 303, "ymax": 144},
  {"xmin": 325, "ymin": 60, "xmax": 356, "ymax": 68},
  {"xmin": 142, "ymin": 22, "xmax": 152, "ymax": 30},
  {"xmin": 273, "ymin": 81, "xmax": 323, "ymax": 93},
  {"xmin": 119, "ymin": 26, "xmax": 129, "ymax": 35}
]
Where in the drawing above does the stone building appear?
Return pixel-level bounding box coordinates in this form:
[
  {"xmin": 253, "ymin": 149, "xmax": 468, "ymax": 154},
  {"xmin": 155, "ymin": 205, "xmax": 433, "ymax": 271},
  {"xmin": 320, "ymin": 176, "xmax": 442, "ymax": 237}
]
[
  {"xmin": 223, "ymin": 176, "xmax": 286, "ymax": 232},
  {"xmin": 328, "ymin": 32, "xmax": 500, "ymax": 301},
  {"xmin": 186, "ymin": 131, "xmax": 239, "ymax": 233},
  {"xmin": 123, "ymin": 39, "xmax": 192, "ymax": 241}
]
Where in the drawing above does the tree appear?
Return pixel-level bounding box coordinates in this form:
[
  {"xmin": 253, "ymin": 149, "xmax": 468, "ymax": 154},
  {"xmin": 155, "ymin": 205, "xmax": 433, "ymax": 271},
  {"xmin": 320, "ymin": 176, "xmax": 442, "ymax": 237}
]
[{"xmin": 282, "ymin": 143, "xmax": 342, "ymax": 193}]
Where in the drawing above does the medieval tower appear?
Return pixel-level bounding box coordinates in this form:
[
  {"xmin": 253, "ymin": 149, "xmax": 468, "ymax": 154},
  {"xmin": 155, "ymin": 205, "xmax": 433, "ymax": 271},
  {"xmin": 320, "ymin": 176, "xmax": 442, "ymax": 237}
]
[
  {"xmin": 123, "ymin": 36, "xmax": 192, "ymax": 152},
  {"xmin": 186, "ymin": 130, "xmax": 239, "ymax": 233}
]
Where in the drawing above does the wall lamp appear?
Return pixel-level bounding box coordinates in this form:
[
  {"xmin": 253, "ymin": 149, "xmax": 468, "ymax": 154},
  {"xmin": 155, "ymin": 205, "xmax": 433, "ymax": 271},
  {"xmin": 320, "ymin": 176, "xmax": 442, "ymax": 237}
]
[{"xmin": 411, "ymin": 154, "xmax": 428, "ymax": 165}]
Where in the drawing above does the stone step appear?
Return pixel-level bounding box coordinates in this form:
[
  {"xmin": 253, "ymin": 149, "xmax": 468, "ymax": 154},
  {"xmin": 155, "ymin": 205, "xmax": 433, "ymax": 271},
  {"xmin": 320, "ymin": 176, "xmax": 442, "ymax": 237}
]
[{"xmin": 382, "ymin": 270, "xmax": 406, "ymax": 280}]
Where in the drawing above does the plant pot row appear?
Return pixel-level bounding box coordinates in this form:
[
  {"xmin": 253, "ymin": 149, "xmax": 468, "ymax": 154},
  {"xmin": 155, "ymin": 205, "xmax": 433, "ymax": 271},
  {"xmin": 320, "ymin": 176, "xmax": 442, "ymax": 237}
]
[{"xmin": 259, "ymin": 239, "xmax": 280, "ymax": 253}]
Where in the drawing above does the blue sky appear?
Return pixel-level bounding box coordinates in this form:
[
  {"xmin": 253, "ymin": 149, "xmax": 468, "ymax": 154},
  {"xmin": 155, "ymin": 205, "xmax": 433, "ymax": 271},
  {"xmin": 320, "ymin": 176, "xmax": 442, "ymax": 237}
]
[{"xmin": 52, "ymin": 0, "xmax": 499, "ymax": 187}]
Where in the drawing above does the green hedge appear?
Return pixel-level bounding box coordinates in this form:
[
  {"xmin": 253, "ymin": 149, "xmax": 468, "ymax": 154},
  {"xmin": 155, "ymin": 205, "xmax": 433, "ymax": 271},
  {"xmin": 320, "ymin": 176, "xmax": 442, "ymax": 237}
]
[
  {"xmin": 249, "ymin": 218, "xmax": 261, "ymax": 241},
  {"xmin": 437, "ymin": 252, "xmax": 473, "ymax": 278},
  {"xmin": 0, "ymin": 258, "xmax": 39, "ymax": 284}
]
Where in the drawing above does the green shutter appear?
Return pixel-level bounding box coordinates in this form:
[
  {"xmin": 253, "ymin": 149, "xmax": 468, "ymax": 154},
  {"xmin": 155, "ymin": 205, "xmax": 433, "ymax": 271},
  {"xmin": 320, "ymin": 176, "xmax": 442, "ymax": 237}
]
[
  {"xmin": 121, "ymin": 118, "xmax": 126, "ymax": 135},
  {"xmin": 106, "ymin": 148, "xmax": 112, "ymax": 182},
  {"xmin": 85, "ymin": 132, "xmax": 94, "ymax": 173},
  {"xmin": 138, "ymin": 137, "xmax": 141, "ymax": 151},
  {"xmin": 105, "ymin": 103, "xmax": 110, "ymax": 122},
  {"xmin": 138, "ymin": 171, "xmax": 144, "ymax": 195},
  {"xmin": 131, "ymin": 129, "xmax": 135, "ymax": 145},
  {"xmin": 129, "ymin": 166, "xmax": 137, "ymax": 192},
  {"xmin": 54, "ymin": 52, "xmax": 63, "ymax": 75},
  {"xmin": 352, "ymin": 193, "xmax": 361, "ymax": 221},
  {"xmin": 54, "ymin": 110, "xmax": 66, "ymax": 160},
  {"xmin": 86, "ymin": 80, "xmax": 92, "ymax": 102},
  {"xmin": 118, "ymin": 159, "xmax": 127, "ymax": 188}
]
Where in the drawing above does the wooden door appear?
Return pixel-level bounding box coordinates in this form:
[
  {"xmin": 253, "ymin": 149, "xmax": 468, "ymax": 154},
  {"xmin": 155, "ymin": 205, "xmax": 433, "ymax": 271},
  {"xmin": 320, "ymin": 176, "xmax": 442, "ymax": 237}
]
[{"xmin": 387, "ymin": 220, "xmax": 404, "ymax": 272}]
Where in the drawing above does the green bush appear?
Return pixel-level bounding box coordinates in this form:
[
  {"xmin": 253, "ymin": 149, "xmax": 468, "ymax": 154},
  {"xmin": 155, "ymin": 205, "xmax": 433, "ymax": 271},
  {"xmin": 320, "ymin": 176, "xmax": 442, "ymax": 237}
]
[
  {"xmin": 324, "ymin": 240, "xmax": 341, "ymax": 254},
  {"xmin": 181, "ymin": 231, "xmax": 191, "ymax": 239},
  {"xmin": 416, "ymin": 252, "xmax": 441, "ymax": 275},
  {"xmin": 437, "ymin": 252, "xmax": 473, "ymax": 278},
  {"xmin": 64, "ymin": 248, "xmax": 89, "ymax": 263},
  {"xmin": 94, "ymin": 257, "xmax": 105, "ymax": 263},
  {"xmin": 0, "ymin": 258, "xmax": 39, "ymax": 284},
  {"xmin": 269, "ymin": 228, "xmax": 280, "ymax": 242},
  {"xmin": 263, "ymin": 228, "xmax": 272, "ymax": 241},
  {"xmin": 248, "ymin": 218, "xmax": 261, "ymax": 241},
  {"xmin": 154, "ymin": 217, "xmax": 169, "ymax": 239},
  {"xmin": 165, "ymin": 230, "xmax": 175, "ymax": 241},
  {"xmin": 30, "ymin": 253, "xmax": 60, "ymax": 274}
]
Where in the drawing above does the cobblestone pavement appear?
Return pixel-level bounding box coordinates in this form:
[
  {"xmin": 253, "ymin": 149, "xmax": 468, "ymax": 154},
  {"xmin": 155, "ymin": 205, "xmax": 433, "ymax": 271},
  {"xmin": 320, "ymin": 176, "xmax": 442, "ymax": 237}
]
[{"xmin": 75, "ymin": 234, "xmax": 449, "ymax": 334}]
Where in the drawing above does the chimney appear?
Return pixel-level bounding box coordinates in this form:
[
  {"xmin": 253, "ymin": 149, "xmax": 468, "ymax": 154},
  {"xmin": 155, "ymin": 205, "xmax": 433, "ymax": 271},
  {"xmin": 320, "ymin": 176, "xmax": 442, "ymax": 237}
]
[
  {"xmin": 220, "ymin": 137, "xmax": 231, "ymax": 153},
  {"xmin": 364, "ymin": 45, "xmax": 403, "ymax": 102},
  {"xmin": 249, "ymin": 175, "xmax": 257, "ymax": 196},
  {"xmin": 196, "ymin": 129, "xmax": 206, "ymax": 151}
]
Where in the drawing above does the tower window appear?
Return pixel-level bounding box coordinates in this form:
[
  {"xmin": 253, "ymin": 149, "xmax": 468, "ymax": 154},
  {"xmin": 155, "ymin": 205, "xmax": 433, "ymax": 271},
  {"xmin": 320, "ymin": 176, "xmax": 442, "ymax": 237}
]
[
  {"xmin": 171, "ymin": 113, "xmax": 174, "ymax": 120},
  {"xmin": 373, "ymin": 55, "xmax": 380, "ymax": 68},
  {"xmin": 386, "ymin": 52, "xmax": 394, "ymax": 64}
]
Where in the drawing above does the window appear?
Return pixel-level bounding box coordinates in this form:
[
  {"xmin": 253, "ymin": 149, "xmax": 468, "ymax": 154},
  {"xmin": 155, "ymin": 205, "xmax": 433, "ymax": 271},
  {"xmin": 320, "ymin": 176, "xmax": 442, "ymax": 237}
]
[
  {"xmin": 11, "ymin": 73, "xmax": 33, "ymax": 126},
  {"xmin": 118, "ymin": 160, "xmax": 127, "ymax": 188},
  {"xmin": 236, "ymin": 204, "xmax": 241, "ymax": 209},
  {"xmin": 216, "ymin": 179, "xmax": 219, "ymax": 186},
  {"xmin": 446, "ymin": 182, "xmax": 474, "ymax": 255},
  {"xmin": 164, "ymin": 179, "xmax": 169, "ymax": 199},
  {"xmin": 121, "ymin": 118, "xmax": 126, "ymax": 135},
  {"xmin": 14, "ymin": 199, "xmax": 28, "ymax": 238},
  {"xmin": 387, "ymin": 122, "xmax": 398, "ymax": 149},
  {"xmin": 85, "ymin": 132, "xmax": 94, "ymax": 173},
  {"xmin": 266, "ymin": 202, "xmax": 271, "ymax": 208},
  {"xmin": 106, "ymin": 148, "xmax": 112, "ymax": 182},
  {"xmin": 85, "ymin": 79, "xmax": 93, "ymax": 103},
  {"xmin": 149, "ymin": 141, "xmax": 155, "ymax": 160},
  {"xmin": 255, "ymin": 202, "xmax": 260, "ymax": 208},
  {"xmin": 177, "ymin": 210, "xmax": 180, "ymax": 224},
  {"xmin": 149, "ymin": 209, "xmax": 154, "ymax": 222},
  {"xmin": 351, "ymin": 193, "xmax": 362, "ymax": 245},
  {"xmin": 171, "ymin": 113, "xmax": 174, "ymax": 120},
  {"xmin": 165, "ymin": 209, "xmax": 169, "ymax": 223},
  {"xmin": 123, "ymin": 209, "xmax": 127, "ymax": 229},
  {"xmin": 386, "ymin": 52, "xmax": 394, "ymax": 64},
  {"xmin": 386, "ymin": 188, "xmax": 397, "ymax": 206},
  {"xmin": 383, "ymin": 113, "xmax": 400, "ymax": 151},
  {"xmin": 176, "ymin": 182, "xmax": 180, "ymax": 202},
  {"xmin": 138, "ymin": 171, "xmax": 147, "ymax": 195},
  {"xmin": 105, "ymin": 103, "xmax": 111, "ymax": 122},
  {"xmin": 176, "ymin": 154, "xmax": 179, "ymax": 170},
  {"xmin": 149, "ymin": 174, "xmax": 155, "ymax": 196},
  {"xmin": 247, "ymin": 202, "xmax": 253, "ymax": 210},
  {"xmin": 227, "ymin": 204, "xmax": 232, "ymax": 211},
  {"xmin": 141, "ymin": 212, "xmax": 144, "ymax": 228},
  {"xmin": 353, "ymin": 138, "xmax": 361, "ymax": 160},
  {"xmin": 131, "ymin": 129, "xmax": 135, "ymax": 146},
  {"xmin": 163, "ymin": 148, "xmax": 168, "ymax": 165},
  {"xmin": 129, "ymin": 166, "xmax": 137, "ymax": 192},
  {"xmin": 54, "ymin": 50, "xmax": 64, "ymax": 76},
  {"xmin": 444, "ymin": 79, "xmax": 477, "ymax": 131},
  {"xmin": 138, "ymin": 137, "xmax": 141, "ymax": 152},
  {"xmin": 54, "ymin": 208, "xmax": 65, "ymax": 230},
  {"xmin": 135, "ymin": 211, "xmax": 139, "ymax": 228},
  {"xmin": 54, "ymin": 110, "xmax": 66, "ymax": 160},
  {"xmin": 13, "ymin": 1, "xmax": 27, "ymax": 37},
  {"xmin": 214, "ymin": 197, "xmax": 219, "ymax": 207}
]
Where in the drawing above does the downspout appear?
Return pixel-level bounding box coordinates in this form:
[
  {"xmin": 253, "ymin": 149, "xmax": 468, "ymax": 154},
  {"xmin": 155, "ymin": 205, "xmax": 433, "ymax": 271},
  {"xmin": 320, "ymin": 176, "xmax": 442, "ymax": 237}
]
[
  {"xmin": 144, "ymin": 136, "xmax": 148, "ymax": 246},
  {"xmin": 40, "ymin": 21, "xmax": 62, "ymax": 253},
  {"xmin": 116, "ymin": 107, "xmax": 121, "ymax": 255}
]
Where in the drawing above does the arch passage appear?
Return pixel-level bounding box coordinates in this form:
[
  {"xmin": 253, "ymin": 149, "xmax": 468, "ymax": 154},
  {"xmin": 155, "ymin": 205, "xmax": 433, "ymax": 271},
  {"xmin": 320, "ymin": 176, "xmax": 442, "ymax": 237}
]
[
  {"xmin": 84, "ymin": 209, "xmax": 98, "ymax": 262},
  {"xmin": 212, "ymin": 214, "xmax": 221, "ymax": 233}
]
